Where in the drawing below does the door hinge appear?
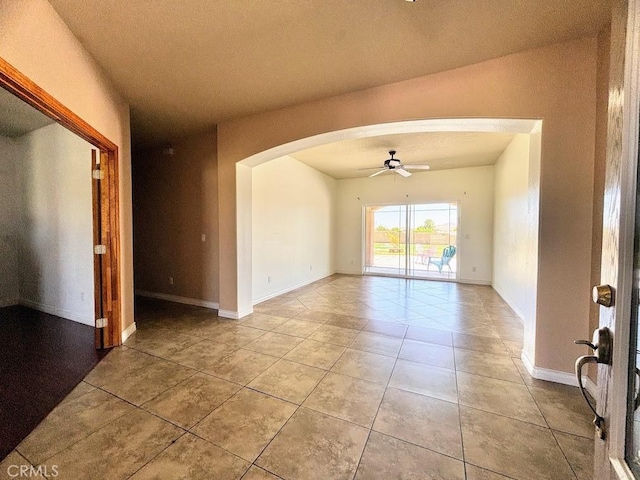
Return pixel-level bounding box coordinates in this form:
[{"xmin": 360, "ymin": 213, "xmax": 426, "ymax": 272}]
[
  {"xmin": 92, "ymin": 169, "xmax": 104, "ymax": 180},
  {"xmin": 96, "ymin": 318, "xmax": 108, "ymax": 328},
  {"xmin": 94, "ymin": 245, "xmax": 107, "ymax": 255}
]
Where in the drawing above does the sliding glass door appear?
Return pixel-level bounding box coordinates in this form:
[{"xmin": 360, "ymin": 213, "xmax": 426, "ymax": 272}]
[{"xmin": 364, "ymin": 203, "xmax": 458, "ymax": 280}]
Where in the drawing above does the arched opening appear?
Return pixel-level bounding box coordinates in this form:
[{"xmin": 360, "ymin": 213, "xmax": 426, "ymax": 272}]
[{"xmin": 234, "ymin": 117, "xmax": 542, "ymax": 367}]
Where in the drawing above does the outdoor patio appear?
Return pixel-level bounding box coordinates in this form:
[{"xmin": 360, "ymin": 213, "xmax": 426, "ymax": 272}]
[{"xmin": 364, "ymin": 254, "xmax": 457, "ymax": 280}]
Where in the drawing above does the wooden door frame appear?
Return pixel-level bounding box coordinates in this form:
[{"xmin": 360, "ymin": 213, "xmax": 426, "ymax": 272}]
[{"xmin": 0, "ymin": 57, "xmax": 122, "ymax": 348}]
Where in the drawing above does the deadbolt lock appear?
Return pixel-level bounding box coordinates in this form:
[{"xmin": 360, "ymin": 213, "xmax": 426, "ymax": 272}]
[{"xmin": 592, "ymin": 284, "xmax": 614, "ymax": 307}]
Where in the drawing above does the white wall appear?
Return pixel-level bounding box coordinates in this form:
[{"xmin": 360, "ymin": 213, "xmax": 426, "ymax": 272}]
[
  {"xmin": 16, "ymin": 123, "xmax": 95, "ymax": 325},
  {"xmin": 252, "ymin": 156, "xmax": 337, "ymax": 303},
  {"xmin": 492, "ymin": 134, "xmax": 531, "ymax": 319},
  {"xmin": 336, "ymin": 165, "xmax": 495, "ymax": 283},
  {"xmin": 0, "ymin": 135, "xmax": 19, "ymax": 306}
]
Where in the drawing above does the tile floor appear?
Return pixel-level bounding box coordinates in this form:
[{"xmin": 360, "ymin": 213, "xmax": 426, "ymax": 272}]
[{"xmin": 2, "ymin": 275, "xmax": 595, "ymax": 480}]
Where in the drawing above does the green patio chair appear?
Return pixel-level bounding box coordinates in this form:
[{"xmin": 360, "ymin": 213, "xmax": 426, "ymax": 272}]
[{"xmin": 427, "ymin": 245, "xmax": 456, "ymax": 273}]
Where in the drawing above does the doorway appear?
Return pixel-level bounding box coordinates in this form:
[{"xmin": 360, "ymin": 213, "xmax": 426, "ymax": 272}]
[
  {"xmin": 0, "ymin": 57, "xmax": 121, "ymax": 348},
  {"xmin": 0, "ymin": 75, "xmax": 113, "ymax": 460},
  {"xmin": 364, "ymin": 202, "xmax": 458, "ymax": 280}
]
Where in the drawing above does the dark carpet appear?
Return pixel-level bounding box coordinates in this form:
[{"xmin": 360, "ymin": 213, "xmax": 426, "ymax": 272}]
[{"xmin": 0, "ymin": 305, "xmax": 108, "ymax": 460}]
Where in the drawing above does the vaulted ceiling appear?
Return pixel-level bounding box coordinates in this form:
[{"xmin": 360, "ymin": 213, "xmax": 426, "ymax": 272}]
[{"xmin": 48, "ymin": 0, "xmax": 612, "ymax": 148}]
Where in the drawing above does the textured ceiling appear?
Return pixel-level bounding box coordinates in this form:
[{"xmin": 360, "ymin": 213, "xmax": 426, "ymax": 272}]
[
  {"xmin": 48, "ymin": 0, "xmax": 611, "ymax": 147},
  {"xmin": 289, "ymin": 131, "xmax": 517, "ymax": 179},
  {"xmin": 0, "ymin": 87, "xmax": 54, "ymax": 137}
]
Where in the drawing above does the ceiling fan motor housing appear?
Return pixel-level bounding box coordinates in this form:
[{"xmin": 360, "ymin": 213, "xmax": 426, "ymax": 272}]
[{"xmin": 386, "ymin": 150, "xmax": 401, "ymax": 169}]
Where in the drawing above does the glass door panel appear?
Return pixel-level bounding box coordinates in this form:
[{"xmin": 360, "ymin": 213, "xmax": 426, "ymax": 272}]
[
  {"xmin": 364, "ymin": 205, "xmax": 407, "ymax": 276},
  {"xmin": 364, "ymin": 203, "xmax": 458, "ymax": 280},
  {"xmin": 408, "ymin": 203, "xmax": 458, "ymax": 280},
  {"xmin": 625, "ymin": 170, "xmax": 640, "ymax": 476}
]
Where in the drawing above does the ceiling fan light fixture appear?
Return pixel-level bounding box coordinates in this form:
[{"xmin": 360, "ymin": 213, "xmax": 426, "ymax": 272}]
[{"xmin": 365, "ymin": 149, "xmax": 429, "ymax": 178}]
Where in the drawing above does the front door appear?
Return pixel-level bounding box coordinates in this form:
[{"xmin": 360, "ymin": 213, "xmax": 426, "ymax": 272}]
[{"xmin": 593, "ymin": 0, "xmax": 640, "ymax": 478}]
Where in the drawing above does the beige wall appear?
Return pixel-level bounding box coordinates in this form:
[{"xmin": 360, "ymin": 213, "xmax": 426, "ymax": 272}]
[
  {"xmin": 218, "ymin": 36, "xmax": 599, "ymax": 374},
  {"xmin": 0, "ymin": 135, "xmax": 19, "ymax": 306},
  {"xmin": 133, "ymin": 129, "xmax": 218, "ymax": 304},
  {"xmin": 17, "ymin": 123, "xmax": 95, "ymax": 325},
  {"xmin": 492, "ymin": 134, "xmax": 531, "ymax": 319},
  {"xmin": 0, "ymin": 0, "xmax": 133, "ymax": 330},
  {"xmin": 252, "ymin": 155, "xmax": 337, "ymax": 303}
]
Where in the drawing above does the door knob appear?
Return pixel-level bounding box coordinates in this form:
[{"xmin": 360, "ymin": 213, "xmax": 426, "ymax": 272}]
[
  {"xmin": 592, "ymin": 284, "xmax": 614, "ymax": 307},
  {"xmin": 574, "ymin": 327, "xmax": 613, "ymax": 439}
]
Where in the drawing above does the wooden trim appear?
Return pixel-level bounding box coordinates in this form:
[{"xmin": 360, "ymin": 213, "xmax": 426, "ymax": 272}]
[
  {"xmin": 91, "ymin": 149, "xmax": 102, "ymax": 348},
  {"xmin": 105, "ymin": 149, "xmax": 122, "ymax": 347},
  {"xmin": 0, "ymin": 58, "xmax": 117, "ymax": 152},
  {"xmin": 0, "ymin": 57, "xmax": 122, "ymax": 348}
]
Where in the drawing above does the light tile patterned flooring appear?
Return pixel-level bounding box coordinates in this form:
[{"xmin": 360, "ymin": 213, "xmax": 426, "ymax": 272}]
[{"xmin": 2, "ymin": 275, "xmax": 595, "ymax": 480}]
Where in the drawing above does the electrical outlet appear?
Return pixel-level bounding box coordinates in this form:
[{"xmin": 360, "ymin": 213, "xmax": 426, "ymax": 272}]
[
  {"xmin": 169, "ymin": 277, "xmax": 174, "ymax": 285},
  {"xmin": 472, "ymin": 266, "xmax": 476, "ymax": 272},
  {"xmin": 268, "ymin": 276, "xmax": 271, "ymax": 284},
  {"xmin": 310, "ymin": 265, "xmax": 313, "ymax": 271},
  {"xmin": 201, "ymin": 234, "xmax": 206, "ymax": 242}
]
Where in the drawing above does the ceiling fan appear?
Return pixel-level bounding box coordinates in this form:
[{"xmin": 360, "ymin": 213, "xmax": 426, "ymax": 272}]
[{"xmin": 361, "ymin": 150, "xmax": 430, "ymax": 177}]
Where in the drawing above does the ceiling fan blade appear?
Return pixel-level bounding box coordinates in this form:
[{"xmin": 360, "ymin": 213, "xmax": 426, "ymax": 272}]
[
  {"xmin": 403, "ymin": 164, "xmax": 430, "ymax": 170},
  {"xmin": 359, "ymin": 166, "xmax": 386, "ymax": 170},
  {"xmin": 369, "ymin": 169, "xmax": 388, "ymax": 177},
  {"xmin": 396, "ymin": 168, "xmax": 411, "ymax": 177}
]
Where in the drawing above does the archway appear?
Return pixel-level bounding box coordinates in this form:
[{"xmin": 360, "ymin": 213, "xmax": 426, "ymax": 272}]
[{"xmin": 232, "ymin": 117, "xmax": 541, "ymax": 370}]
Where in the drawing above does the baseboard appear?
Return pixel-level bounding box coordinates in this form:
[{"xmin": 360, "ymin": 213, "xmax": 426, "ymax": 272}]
[
  {"xmin": 135, "ymin": 290, "xmax": 219, "ymax": 310},
  {"xmin": 252, "ymin": 272, "xmax": 335, "ymax": 305},
  {"xmin": 491, "ymin": 282, "xmax": 525, "ymax": 321},
  {"xmin": 459, "ymin": 279, "xmax": 492, "ymax": 286},
  {"xmin": 218, "ymin": 307, "xmax": 253, "ymax": 320},
  {"xmin": 19, "ymin": 298, "xmax": 93, "ymax": 326},
  {"xmin": 335, "ymin": 271, "xmax": 490, "ymax": 285},
  {"xmin": 335, "ymin": 269, "xmax": 362, "ymax": 276},
  {"xmin": 121, "ymin": 321, "xmax": 137, "ymax": 343},
  {"xmin": 521, "ymin": 351, "xmax": 596, "ymax": 397},
  {"xmin": 0, "ymin": 298, "xmax": 19, "ymax": 308}
]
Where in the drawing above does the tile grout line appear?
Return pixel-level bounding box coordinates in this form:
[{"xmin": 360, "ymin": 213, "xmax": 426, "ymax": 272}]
[
  {"xmin": 549, "ymin": 429, "xmax": 581, "ymax": 480},
  {"xmin": 351, "ymin": 332, "xmax": 407, "ymax": 477},
  {"xmin": 123, "ymin": 430, "xmax": 190, "ymax": 480},
  {"xmin": 25, "ymin": 278, "xmax": 575, "ymax": 479}
]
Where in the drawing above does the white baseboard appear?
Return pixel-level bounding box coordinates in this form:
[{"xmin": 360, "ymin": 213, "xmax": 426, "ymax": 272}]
[
  {"xmin": 521, "ymin": 351, "xmax": 597, "ymax": 397},
  {"xmin": 0, "ymin": 298, "xmax": 19, "ymax": 308},
  {"xmin": 459, "ymin": 279, "xmax": 492, "ymax": 286},
  {"xmin": 491, "ymin": 282, "xmax": 525, "ymax": 321},
  {"xmin": 19, "ymin": 298, "xmax": 93, "ymax": 326},
  {"xmin": 218, "ymin": 307, "xmax": 254, "ymax": 320},
  {"xmin": 335, "ymin": 269, "xmax": 363, "ymax": 276},
  {"xmin": 135, "ymin": 290, "xmax": 219, "ymax": 310},
  {"xmin": 121, "ymin": 321, "xmax": 137, "ymax": 343},
  {"xmin": 252, "ymin": 272, "xmax": 335, "ymax": 305}
]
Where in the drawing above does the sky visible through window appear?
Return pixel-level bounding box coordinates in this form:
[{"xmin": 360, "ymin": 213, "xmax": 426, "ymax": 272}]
[{"xmin": 374, "ymin": 203, "xmax": 457, "ymax": 231}]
